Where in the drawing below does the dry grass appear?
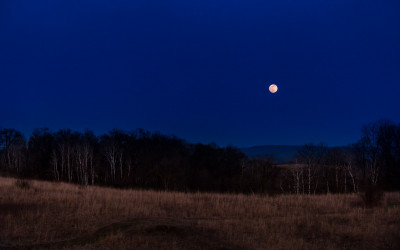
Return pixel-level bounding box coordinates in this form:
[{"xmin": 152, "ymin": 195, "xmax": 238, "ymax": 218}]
[{"xmin": 0, "ymin": 176, "xmax": 399, "ymax": 249}]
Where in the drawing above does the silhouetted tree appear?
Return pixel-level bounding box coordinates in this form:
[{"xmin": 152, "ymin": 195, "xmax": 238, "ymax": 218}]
[
  {"xmin": 354, "ymin": 120, "xmax": 400, "ymax": 190},
  {"xmin": 27, "ymin": 128, "xmax": 54, "ymax": 179},
  {"xmin": 0, "ymin": 128, "xmax": 26, "ymax": 173},
  {"xmin": 296, "ymin": 143, "xmax": 327, "ymax": 194}
]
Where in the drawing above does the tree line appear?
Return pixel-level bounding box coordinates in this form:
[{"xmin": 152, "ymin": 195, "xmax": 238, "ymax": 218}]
[
  {"xmin": 0, "ymin": 128, "xmax": 247, "ymax": 192},
  {"xmin": 1, "ymin": 119, "xmax": 399, "ymax": 194},
  {"xmin": 280, "ymin": 120, "xmax": 400, "ymax": 194}
]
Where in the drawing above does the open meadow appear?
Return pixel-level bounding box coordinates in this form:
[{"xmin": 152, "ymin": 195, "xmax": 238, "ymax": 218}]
[{"xmin": 0, "ymin": 176, "xmax": 399, "ymax": 250}]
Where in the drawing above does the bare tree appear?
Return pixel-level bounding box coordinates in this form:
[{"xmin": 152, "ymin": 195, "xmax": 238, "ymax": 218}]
[
  {"xmin": 51, "ymin": 149, "xmax": 60, "ymax": 181},
  {"xmin": 343, "ymin": 151, "xmax": 357, "ymax": 193},
  {"xmin": 0, "ymin": 128, "xmax": 26, "ymax": 172},
  {"xmin": 289, "ymin": 160, "xmax": 305, "ymax": 194},
  {"xmin": 297, "ymin": 144, "xmax": 322, "ymax": 194}
]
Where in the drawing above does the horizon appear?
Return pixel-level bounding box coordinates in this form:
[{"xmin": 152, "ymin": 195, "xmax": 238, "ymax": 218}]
[
  {"xmin": 3, "ymin": 126, "xmax": 361, "ymax": 148},
  {"xmin": 1, "ymin": 124, "xmax": 369, "ymax": 150}
]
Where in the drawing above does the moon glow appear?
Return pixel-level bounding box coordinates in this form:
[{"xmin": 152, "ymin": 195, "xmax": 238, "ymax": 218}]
[{"xmin": 269, "ymin": 84, "xmax": 278, "ymax": 93}]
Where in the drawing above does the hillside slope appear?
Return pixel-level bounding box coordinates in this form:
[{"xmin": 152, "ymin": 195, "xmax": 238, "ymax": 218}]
[{"xmin": 1, "ymin": 177, "xmax": 400, "ymax": 249}]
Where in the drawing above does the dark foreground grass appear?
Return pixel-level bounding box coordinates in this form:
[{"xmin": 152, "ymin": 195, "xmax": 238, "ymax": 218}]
[{"xmin": 0, "ymin": 176, "xmax": 399, "ymax": 249}]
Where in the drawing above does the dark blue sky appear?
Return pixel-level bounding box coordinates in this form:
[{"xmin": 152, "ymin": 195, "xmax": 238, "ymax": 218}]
[{"xmin": 1, "ymin": 0, "xmax": 399, "ymax": 147}]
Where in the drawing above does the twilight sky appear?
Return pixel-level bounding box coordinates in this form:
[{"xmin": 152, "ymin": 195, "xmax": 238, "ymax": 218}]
[{"xmin": 1, "ymin": 0, "xmax": 399, "ymax": 147}]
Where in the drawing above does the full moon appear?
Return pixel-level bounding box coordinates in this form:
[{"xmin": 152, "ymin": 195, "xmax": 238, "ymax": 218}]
[{"xmin": 269, "ymin": 84, "xmax": 278, "ymax": 93}]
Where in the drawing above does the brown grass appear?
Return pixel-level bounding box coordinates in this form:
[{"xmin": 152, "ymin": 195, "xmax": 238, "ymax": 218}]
[{"xmin": 0, "ymin": 176, "xmax": 399, "ymax": 249}]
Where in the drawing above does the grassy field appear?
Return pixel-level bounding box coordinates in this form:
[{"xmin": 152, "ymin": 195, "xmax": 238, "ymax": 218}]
[{"xmin": 0, "ymin": 176, "xmax": 399, "ymax": 249}]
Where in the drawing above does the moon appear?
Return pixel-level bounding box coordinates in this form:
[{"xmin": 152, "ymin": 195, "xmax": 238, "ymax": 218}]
[{"xmin": 269, "ymin": 84, "xmax": 278, "ymax": 93}]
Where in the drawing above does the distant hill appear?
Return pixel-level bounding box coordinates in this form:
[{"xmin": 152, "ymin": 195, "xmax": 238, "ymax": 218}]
[{"xmin": 239, "ymin": 145, "xmax": 301, "ymax": 164}]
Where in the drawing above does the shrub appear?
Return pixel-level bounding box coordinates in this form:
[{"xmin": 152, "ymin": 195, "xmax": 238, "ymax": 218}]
[{"xmin": 359, "ymin": 182, "xmax": 384, "ymax": 207}]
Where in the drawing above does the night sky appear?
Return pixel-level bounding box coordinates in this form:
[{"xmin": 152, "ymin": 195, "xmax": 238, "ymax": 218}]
[{"xmin": 1, "ymin": 0, "xmax": 399, "ymax": 147}]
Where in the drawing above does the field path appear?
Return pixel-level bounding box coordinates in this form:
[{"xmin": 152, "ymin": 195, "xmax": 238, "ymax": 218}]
[{"xmin": 0, "ymin": 217, "xmax": 242, "ymax": 250}]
